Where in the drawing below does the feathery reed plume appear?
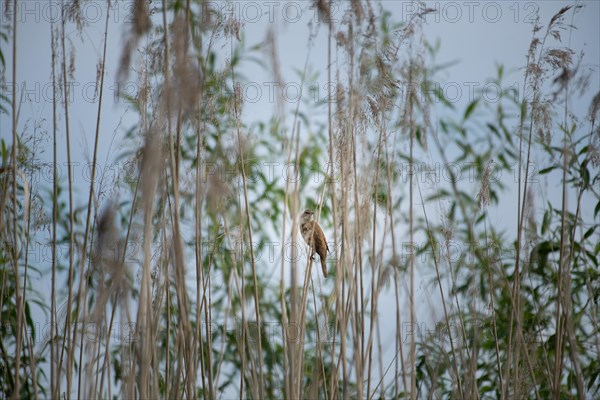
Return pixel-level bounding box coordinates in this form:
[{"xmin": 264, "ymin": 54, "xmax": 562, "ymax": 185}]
[{"xmin": 117, "ymin": 0, "xmax": 151, "ymax": 86}]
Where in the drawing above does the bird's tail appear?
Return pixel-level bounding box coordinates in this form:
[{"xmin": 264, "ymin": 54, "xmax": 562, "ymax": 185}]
[{"xmin": 321, "ymin": 260, "xmax": 328, "ymax": 278}]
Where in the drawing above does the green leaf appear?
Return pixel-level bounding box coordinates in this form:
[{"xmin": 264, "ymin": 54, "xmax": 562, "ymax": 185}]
[
  {"xmin": 426, "ymin": 189, "xmax": 451, "ymax": 202},
  {"xmin": 583, "ymin": 226, "xmax": 595, "ymax": 240},
  {"xmin": 433, "ymin": 86, "xmax": 454, "ymax": 109},
  {"xmin": 25, "ymin": 302, "xmax": 35, "ymax": 342},
  {"xmin": 487, "ymin": 123, "xmax": 501, "ymax": 139},
  {"xmin": 541, "ymin": 210, "xmax": 551, "ymax": 235},
  {"xmin": 463, "ymin": 99, "xmax": 478, "ymax": 120},
  {"xmin": 1, "ymin": 139, "xmax": 7, "ymax": 162},
  {"xmin": 539, "ymin": 166, "xmax": 556, "ymax": 175},
  {"xmin": 581, "ymin": 164, "xmax": 590, "ymax": 187},
  {"xmin": 578, "ymin": 145, "xmax": 589, "ymax": 156}
]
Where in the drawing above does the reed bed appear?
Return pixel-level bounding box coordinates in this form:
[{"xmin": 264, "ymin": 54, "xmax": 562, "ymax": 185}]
[{"xmin": 0, "ymin": 1, "xmax": 598, "ymax": 399}]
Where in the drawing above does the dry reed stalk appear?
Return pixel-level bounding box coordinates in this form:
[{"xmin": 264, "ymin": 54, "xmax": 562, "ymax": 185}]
[
  {"xmin": 49, "ymin": 17, "xmax": 58, "ymax": 400},
  {"xmin": 325, "ymin": 3, "xmax": 343, "ymax": 398},
  {"xmin": 343, "ymin": 18, "xmax": 368, "ymax": 400},
  {"xmin": 407, "ymin": 47, "xmax": 416, "ymax": 400},
  {"xmin": 194, "ymin": 28, "xmax": 212, "ymax": 400},
  {"xmin": 7, "ymin": 1, "xmax": 24, "ymax": 397},
  {"xmin": 556, "ymin": 7, "xmax": 585, "ymax": 400},
  {"xmin": 417, "ymin": 176, "xmax": 464, "ymax": 399},
  {"xmin": 227, "ymin": 29, "xmax": 266, "ymax": 398},
  {"xmin": 382, "ymin": 120, "xmax": 408, "ymax": 396},
  {"xmin": 365, "ymin": 115, "xmax": 384, "ymax": 398},
  {"xmin": 57, "ymin": 5, "xmax": 77, "ymax": 396},
  {"xmin": 159, "ymin": 2, "xmax": 198, "ymax": 397},
  {"xmin": 281, "ymin": 119, "xmax": 300, "ymax": 400},
  {"xmin": 77, "ymin": 4, "xmax": 111, "ymax": 397}
]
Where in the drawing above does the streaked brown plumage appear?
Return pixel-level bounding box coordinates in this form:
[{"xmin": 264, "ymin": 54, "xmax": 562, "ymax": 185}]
[{"xmin": 300, "ymin": 209, "xmax": 329, "ymax": 277}]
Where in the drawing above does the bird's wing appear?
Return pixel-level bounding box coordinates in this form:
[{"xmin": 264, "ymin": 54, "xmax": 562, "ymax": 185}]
[{"xmin": 316, "ymin": 223, "xmax": 329, "ymax": 252}]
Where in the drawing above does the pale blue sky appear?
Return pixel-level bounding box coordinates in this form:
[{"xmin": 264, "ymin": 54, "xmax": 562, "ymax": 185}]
[{"xmin": 2, "ymin": 1, "xmax": 598, "ymax": 199}]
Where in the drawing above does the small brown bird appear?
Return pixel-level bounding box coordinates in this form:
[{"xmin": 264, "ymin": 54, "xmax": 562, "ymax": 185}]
[{"xmin": 300, "ymin": 209, "xmax": 329, "ymax": 277}]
